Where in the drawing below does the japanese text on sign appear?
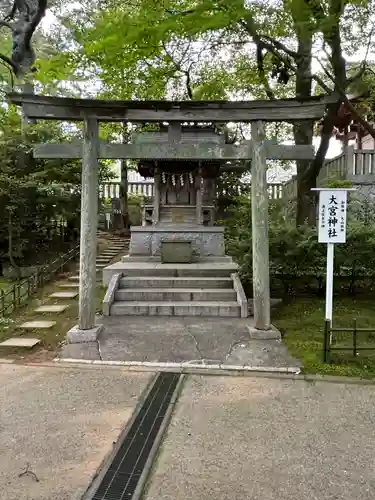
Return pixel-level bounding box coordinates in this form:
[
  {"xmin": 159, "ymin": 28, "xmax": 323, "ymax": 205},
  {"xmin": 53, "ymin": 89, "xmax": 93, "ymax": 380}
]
[{"xmin": 318, "ymin": 190, "xmax": 348, "ymax": 244}]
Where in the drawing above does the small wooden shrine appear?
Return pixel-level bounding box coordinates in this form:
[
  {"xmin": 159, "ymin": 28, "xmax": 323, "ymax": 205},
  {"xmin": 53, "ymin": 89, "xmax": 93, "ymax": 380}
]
[
  {"xmin": 129, "ymin": 125, "xmax": 226, "ymax": 261},
  {"xmin": 134, "ymin": 125, "xmax": 221, "ymax": 227}
]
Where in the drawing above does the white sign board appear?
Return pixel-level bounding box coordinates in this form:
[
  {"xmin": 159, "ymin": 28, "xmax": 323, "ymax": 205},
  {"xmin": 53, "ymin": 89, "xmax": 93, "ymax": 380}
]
[{"xmin": 318, "ymin": 190, "xmax": 348, "ymax": 244}]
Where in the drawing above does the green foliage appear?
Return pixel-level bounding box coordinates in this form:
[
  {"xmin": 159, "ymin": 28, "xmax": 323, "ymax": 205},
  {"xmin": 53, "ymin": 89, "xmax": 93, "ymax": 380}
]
[
  {"xmin": 223, "ymin": 195, "xmax": 375, "ymax": 295},
  {"xmin": 0, "ymin": 107, "xmax": 114, "ymax": 265},
  {"xmin": 326, "ymin": 179, "xmax": 353, "ymax": 189}
]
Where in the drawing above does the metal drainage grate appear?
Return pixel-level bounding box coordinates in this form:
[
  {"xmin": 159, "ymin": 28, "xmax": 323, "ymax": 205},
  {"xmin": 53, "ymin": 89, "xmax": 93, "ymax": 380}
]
[{"xmin": 92, "ymin": 372, "xmax": 180, "ymax": 500}]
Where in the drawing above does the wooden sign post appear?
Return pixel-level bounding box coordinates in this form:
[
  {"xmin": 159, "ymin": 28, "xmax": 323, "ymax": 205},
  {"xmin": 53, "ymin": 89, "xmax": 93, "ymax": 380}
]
[{"xmin": 313, "ymin": 188, "xmax": 354, "ymax": 324}]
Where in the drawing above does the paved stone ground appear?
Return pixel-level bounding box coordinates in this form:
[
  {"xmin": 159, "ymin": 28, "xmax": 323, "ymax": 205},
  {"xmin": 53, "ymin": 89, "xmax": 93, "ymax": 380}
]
[
  {"xmin": 59, "ymin": 316, "xmax": 301, "ymax": 369},
  {"xmin": 144, "ymin": 375, "xmax": 375, "ymax": 500},
  {"xmin": 0, "ymin": 363, "xmax": 152, "ymax": 500}
]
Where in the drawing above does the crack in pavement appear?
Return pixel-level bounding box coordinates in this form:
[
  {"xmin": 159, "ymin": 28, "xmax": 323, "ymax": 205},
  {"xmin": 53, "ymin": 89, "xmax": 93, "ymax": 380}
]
[
  {"xmin": 225, "ymin": 337, "xmax": 250, "ymax": 361},
  {"xmin": 183, "ymin": 320, "xmax": 205, "ymax": 360},
  {"xmin": 97, "ymin": 340, "xmax": 103, "ymax": 361}
]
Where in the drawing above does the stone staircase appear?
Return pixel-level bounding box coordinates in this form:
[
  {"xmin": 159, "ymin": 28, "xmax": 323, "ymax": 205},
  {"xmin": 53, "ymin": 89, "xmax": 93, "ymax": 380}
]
[{"xmin": 105, "ymin": 263, "xmax": 246, "ymax": 317}]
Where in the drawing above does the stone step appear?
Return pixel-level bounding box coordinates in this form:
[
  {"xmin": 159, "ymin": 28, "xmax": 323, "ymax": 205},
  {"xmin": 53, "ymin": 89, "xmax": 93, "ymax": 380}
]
[
  {"xmin": 0, "ymin": 337, "xmax": 41, "ymax": 348},
  {"xmin": 50, "ymin": 291, "xmax": 78, "ymax": 299},
  {"xmin": 19, "ymin": 320, "xmax": 57, "ymax": 329},
  {"xmin": 68, "ymin": 275, "xmax": 101, "ymax": 281},
  {"xmin": 34, "ymin": 305, "xmax": 70, "ymax": 313},
  {"xmin": 119, "ymin": 276, "xmax": 233, "ymax": 289},
  {"xmin": 115, "ymin": 288, "xmax": 236, "ymax": 301},
  {"xmin": 108, "ymin": 263, "xmax": 237, "ymax": 278},
  {"xmin": 110, "ymin": 301, "xmax": 240, "ymax": 317}
]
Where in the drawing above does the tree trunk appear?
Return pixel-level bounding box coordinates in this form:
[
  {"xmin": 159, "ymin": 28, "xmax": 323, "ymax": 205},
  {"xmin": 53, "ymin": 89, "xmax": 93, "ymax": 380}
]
[
  {"xmin": 121, "ymin": 159, "xmax": 129, "ymax": 230},
  {"xmin": 292, "ymin": 29, "xmax": 314, "ymax": 225},
  {"xmin": 296, "ymin": 167, "xmax": 317, "ymax": 225},
  {"xmin": 121, "ymin": 124, "xmax": 129, "ymax": 232},
  {"xmin": 295, "ymin": 0, "xmax": 347, "ymax": 226}
]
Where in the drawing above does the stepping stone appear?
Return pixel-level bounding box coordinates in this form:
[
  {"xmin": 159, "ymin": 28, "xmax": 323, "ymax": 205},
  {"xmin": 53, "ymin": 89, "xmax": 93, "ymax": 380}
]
[
  {"xmin": 96, "ymin": 258, "xmax": 110, "ymax": 263},
  {"xmin": 34, "ymin": 305, "xmax": 69, "ymax": 313},
  {"xmin": 68, "ymin": 276, "xmax": 80, "ymax": 281},
  {"xmin": 19, "ymin": 321, "xmax": 56, "ymax": 329},
  {"xmin": 96, "ymin": 263, "xmax": 107, "ymax": 268},
  {"xmin": 59, "ymin": 283, "xmax": 79, "ymax": 288},
  {"xmin": 0, "ymin": 337, "xmax": 41, "ymax": 348},
  {"xmin": 50, "ymin": 291, "xmax": 78, "ymax": 299}
]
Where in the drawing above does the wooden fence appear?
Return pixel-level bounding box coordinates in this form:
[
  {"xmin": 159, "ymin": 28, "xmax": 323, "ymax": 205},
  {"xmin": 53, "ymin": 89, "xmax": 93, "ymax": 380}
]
[
  {"xmin": 100, "ymin": 182, "xmax": 154, "ymax": 199},
  {"xmin": 100, "ymin": 181, "xmax": 285, "ymax": 200},
  {"xmin": 282, "ymin": 147, "xmax": 375, "ymax": 199},
  {"xmin": 0, "ymin": 245, "xmax": 79, "ymax": 317}
]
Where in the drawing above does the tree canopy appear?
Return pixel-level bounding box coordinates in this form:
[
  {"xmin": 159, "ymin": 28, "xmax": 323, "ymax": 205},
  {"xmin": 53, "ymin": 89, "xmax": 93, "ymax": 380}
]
[{"xmin": 2, "ymin": 0, "xmax": 375, "ymax": 226}]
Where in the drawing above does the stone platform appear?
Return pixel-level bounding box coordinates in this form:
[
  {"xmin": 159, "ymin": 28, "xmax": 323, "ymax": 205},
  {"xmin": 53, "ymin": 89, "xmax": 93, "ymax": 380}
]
[
  {"xmin": 129, "ymin": 225, "xmax": 225, "ymax": 259},
  {"xmin": 59, "ymin": 316, "xmax": 301, "ymax": 371}
]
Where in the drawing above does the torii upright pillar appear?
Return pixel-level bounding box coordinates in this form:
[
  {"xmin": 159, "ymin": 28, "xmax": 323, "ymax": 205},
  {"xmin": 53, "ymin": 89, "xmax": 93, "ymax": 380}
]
[
  {"xmin": 251, "ymin": 121, "xmax": 270, "ymax": 330},
  {"xmin": 67, "ymin": 118, "xmax": 104, "ymax": 343}
]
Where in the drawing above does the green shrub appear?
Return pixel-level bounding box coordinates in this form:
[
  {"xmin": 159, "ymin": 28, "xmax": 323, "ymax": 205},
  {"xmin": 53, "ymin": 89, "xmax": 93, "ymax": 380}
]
[{"xmin": 222, "ymin": 195, "xmax": 375, "ymax": 295}]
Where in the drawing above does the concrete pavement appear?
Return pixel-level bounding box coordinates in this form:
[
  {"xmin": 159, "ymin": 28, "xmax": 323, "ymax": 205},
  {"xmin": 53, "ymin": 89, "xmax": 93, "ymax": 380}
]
[
  {"xmin": 0, "ymin": 363, "xmax": 153, "ymax": 500},
  {"xmin": 144, "ymin": 375, "xmax": 375, "ymax": 500},
  {"xmin": 60, "ymin": 316, "xmax": 301, "ymax": 371}
]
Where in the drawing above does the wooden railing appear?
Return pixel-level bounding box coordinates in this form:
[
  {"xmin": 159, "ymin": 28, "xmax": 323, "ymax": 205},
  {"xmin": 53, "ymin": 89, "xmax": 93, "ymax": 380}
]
[
  {"xmin": 0, "ymin": 245, "xmax": 79, "ymax": 317},
  {"xmin": 282, "ymin": 147, "xmax": 375, "ymax": 200},
  {"xmin": 100, "ymin": 182, "xmax": 154, "ymax": 199},
  {"xmin": 350, "ymin": 149, "xmax": 375, "ymax": 176},
  {"xmin": 101, "ymin": 181, "xmax": 285, "ymax": 200}
]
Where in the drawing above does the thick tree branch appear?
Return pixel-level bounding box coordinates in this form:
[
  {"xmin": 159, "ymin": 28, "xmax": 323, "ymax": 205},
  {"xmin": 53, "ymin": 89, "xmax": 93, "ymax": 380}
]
[
  {"xmin": 256, "ymin": 46, "xmax": 275, "ymax": 99},
  {"xmin": 0, "ymin": 0, "xmax": 47, "ymax": 77},
  {"xmin": 260, "ymin": 34, "xmax": 298, "ymax": 58},
  {"xmin": 341, "ymin": 93, "xmax": 375, "ymax": 140}
]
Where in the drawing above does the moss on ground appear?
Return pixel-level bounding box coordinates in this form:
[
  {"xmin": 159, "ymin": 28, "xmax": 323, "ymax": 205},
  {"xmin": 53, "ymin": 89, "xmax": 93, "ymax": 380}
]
[{"xmin": 273, "ymin": 295, "xmax": 375, "ymax": 378}]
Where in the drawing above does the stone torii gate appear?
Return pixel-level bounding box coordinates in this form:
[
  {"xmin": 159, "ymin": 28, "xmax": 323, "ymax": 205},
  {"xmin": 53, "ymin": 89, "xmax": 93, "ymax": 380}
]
[{"xmin": 8, "ymin": 93, "xmax": 332, "ymax": 336}]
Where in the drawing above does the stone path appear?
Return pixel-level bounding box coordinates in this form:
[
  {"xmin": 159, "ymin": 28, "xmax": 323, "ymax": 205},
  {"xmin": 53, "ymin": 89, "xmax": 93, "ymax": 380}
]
[
  {"xmin": 0, "ymin": 338, "xmax": 41, "ymax": 348},
  {"xmin": 2, "ymin": 238, "xmax": 129, "ymax": 351},
  {"xmin": 34, "ymin": 305, "xmax": 70, "ymax": 313},
  {"xmin": 49, "ymin": 291, "xmax": 78, "ymax": 299}
]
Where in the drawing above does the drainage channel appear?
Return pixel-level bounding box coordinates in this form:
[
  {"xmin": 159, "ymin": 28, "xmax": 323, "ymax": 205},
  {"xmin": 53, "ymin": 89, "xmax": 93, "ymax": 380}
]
[{"xmin": 90, "ymin": 372, "xmax": 181, "ymax": 500}]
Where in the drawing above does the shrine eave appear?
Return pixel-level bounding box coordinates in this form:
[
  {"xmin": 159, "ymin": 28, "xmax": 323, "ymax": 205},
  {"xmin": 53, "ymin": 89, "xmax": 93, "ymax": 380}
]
[{"xmin": 8, "ymin": 93, "xmax": 337, "ymax": 122}]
